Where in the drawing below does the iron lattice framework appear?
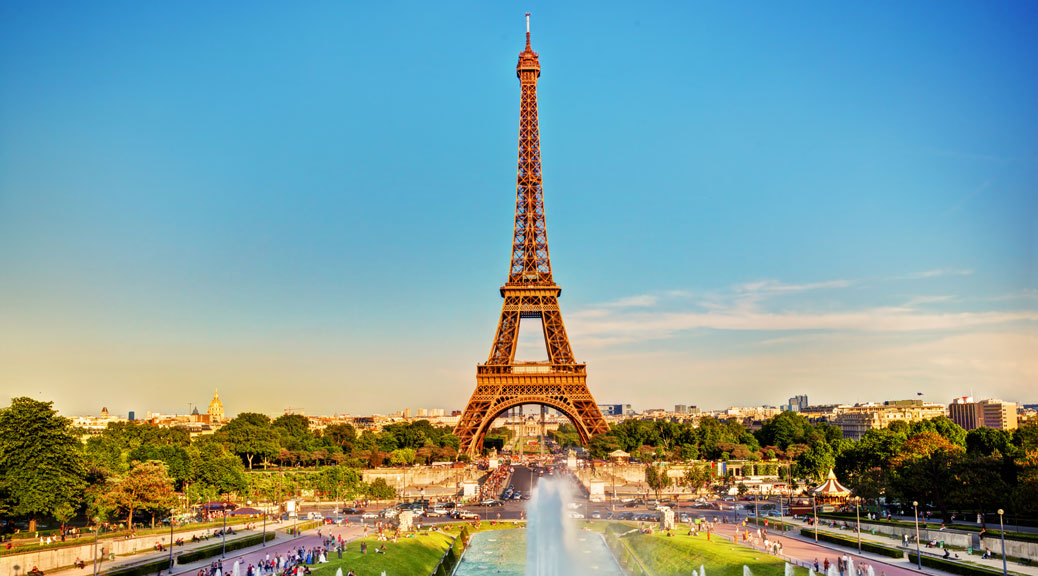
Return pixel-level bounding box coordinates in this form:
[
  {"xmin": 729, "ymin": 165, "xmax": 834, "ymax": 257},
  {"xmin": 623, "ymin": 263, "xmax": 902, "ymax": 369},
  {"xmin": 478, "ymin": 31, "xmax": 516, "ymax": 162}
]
[{"xmin": 455, "ymin": 19, "xmax": 609, "ymax": 456}]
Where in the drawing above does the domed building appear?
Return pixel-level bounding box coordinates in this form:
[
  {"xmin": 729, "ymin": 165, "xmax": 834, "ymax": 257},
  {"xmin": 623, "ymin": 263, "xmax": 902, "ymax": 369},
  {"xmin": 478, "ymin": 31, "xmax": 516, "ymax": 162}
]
[{"xmin": 207, "ymin": 389, "xmax": 225, "ymax": 424}]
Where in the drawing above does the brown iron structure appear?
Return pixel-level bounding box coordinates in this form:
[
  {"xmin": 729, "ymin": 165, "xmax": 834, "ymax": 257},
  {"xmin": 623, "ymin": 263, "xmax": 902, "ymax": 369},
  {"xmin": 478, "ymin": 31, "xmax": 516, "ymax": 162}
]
[{"xmin": 455, "ymin": 16, "xmax": 609, "ymax": 456}]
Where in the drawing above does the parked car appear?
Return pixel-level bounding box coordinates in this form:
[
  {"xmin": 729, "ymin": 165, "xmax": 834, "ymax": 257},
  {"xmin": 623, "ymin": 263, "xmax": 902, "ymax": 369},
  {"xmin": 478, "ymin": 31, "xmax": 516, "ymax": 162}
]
[
  {"xmin": 361, "ymin": 512, "xmax": 379, "ymax": 519},
  {"xmin": 591, "ymin": 511, "xmax": 602, "ymax": 519},
  {"xmin": 568, "ymin": 512, "xmax": 585, "ymax": 519},
  {"xmin": 340, "ymin": 507, "xmax": 361, "ymax": 515},
  {"xmin": 457, "ymin": 511, "xmax": 480, "ymax": 520}
]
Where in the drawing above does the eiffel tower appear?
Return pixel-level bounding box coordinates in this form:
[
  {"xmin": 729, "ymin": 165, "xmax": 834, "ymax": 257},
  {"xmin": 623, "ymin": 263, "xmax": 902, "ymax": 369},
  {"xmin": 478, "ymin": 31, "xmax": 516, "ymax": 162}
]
[{"xmin": 454, "ymin": 15, "xmax": 609, "ymax": 456}]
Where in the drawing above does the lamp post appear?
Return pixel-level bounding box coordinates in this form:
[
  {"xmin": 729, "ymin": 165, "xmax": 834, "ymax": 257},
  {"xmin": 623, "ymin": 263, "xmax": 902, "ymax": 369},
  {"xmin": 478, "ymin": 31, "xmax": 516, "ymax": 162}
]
[
  {"xmin": 221, "ymin": 504, "xmax": 228, "ymax": 558},
  {"xmin": 813, "ymin": 495, "xmax": 819, "ymax": 542},
  {"xmin": 92, "ymin": 519, "xmax": 100, "ymax": 576},
  {"xmin": 998, "ymin": 509, "xmax": 1007, "ymax": 576},
  {"xmin": 754, "ymin": 491, "xmax": 759, "ymax": 528},
  {"xmin": 855, "ymin": 496, "xmax": 862, "ymax": 553},
  {"xmin": 262, "ymin": 508, "xmax": 267, "ymax": 548},
  {"xmin": 913, "ymin": 501, "xmax": 921, "ymax": 570},
  {"xmin": 167, "ymin": 516, "xmax": 175, "ymax": 571}
]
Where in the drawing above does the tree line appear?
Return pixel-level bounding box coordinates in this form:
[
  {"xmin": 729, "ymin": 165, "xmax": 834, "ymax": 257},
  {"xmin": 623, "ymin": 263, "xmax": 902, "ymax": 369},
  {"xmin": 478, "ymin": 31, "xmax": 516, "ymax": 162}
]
[
  {"xmin": 557, "ymin": 411, "xmax": 1038, "ymax": 521},
  {"xmin": 0, "ymin": 398, "xmax": 457, "ymax": 532}
]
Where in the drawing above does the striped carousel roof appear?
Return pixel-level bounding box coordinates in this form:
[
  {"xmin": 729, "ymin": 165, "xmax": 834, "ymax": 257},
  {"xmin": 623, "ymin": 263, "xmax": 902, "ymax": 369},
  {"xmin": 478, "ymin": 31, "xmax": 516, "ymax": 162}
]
[{"xmin": 812, "ymin": 468, "xmax": 851, "ymax": 495}]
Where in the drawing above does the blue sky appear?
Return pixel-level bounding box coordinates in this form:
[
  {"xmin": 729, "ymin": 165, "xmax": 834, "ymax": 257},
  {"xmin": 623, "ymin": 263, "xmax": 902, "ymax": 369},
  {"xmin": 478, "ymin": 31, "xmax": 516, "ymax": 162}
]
[{"xmin": 1, "ymin": 1, "xmax": 1035, "ymax": 417}]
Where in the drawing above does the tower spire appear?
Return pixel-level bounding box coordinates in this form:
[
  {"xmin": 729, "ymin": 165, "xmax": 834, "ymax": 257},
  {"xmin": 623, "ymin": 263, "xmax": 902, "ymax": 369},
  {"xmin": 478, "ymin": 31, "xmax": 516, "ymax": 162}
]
[{"xmin": 526, "ymin": 12, "xmax": 531, "ymax": 47}]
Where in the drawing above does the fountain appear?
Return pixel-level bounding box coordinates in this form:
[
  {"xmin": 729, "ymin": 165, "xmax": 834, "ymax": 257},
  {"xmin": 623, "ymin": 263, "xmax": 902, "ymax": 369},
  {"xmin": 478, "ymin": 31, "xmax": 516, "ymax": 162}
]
[
  {"xmin": 232, "ymin": 560, "xmax": 240, "ymax": 576},
  {"xmin": 828, "ymin": 564, "xmax": 839, "ymax": 576},
  {"xmin": 785, "ymin": 563, "xmax": 794, "ymax": 576},
  {"xmin": 701, "ymin": 564, "xmax": 706, "ymax": 576},
  {"xmin": 453, "ymin": 475, "xmax": 622, "ymax": 575},
  {"xmin": 847, "ymin": 558, "xmax": 855, "ymax": 576},
  {"xmin": 866, "ymin": 566, "xmax": 875, "ymax": 576},
  {"xmin": 810, "ymin": 570, "xmax": 816, "ymax": 576},
  {"xmin": 335, "ymin": 569, "xmax": 342, "ymax": 576},
  {"xmin": 527, "ymin": 477, "xmax": 581, "ymax": 574},
  {"xmin": 744, "ymin": 566, "xmax": 754, "ymax": 576}
]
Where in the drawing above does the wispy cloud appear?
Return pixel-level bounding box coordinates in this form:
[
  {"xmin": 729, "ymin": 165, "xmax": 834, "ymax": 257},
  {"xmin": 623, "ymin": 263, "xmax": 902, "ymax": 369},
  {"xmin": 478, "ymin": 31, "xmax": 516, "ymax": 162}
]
[
  {"xmin": 603, "ymin": 294, "xmax": 658, "ymax": 308},
  {"xmin": 895, "ymin": 268, "xmax": 973, "ymax": 280},
  {"xmin": 735, "ymin": 279, "xmax": 853, "ymax": 293},
  {"xmin": 568, "ymin": 275, "xmax": 1037, "ymax": 349}
]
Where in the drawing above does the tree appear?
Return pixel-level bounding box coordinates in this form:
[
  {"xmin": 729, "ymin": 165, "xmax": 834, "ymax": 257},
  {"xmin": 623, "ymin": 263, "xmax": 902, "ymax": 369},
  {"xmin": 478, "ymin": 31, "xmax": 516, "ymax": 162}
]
[
  {"xmin": 364, "ymin": 478, "xmax": 396, "ymax": 500},
  {"xmin": 218, "ymin": 413, "xmax": 280, "ymax": 470},
  {"xmin": 0, "ymin": 397, "xmax": 86, "ymax": 531},
  {"xmin": 683, "ymin": 465, "xmax": 710, "ymax": 495},
  {"xmin": 889, "ymin": 431, "xmax": 964, "ymax": 522},
  {"xmin": 645, "ymin": 464, "xmax": 672, "ymax": 501},
  {"xmin": 106, "ymin": 460, "xmax": 176, "ymax": 527},
  {"xmin": 795, "ymin": 442, "xmax": 836, "ymax": 483},
  {"xmin": 389, "ymin": 448, "xmax": 417, "ymax": 466}
]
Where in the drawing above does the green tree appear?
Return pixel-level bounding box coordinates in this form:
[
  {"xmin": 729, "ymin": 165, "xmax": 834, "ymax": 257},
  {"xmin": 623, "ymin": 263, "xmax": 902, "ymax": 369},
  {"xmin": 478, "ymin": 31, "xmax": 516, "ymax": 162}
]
[
  {"xmin": 0, "ymin": 397, "xmax": 86, "ymax": 531},
  {"xmin": 795, "ymin": 442, "xmax": 836, "ymax": 482},
  {"xmin": 645, "ymin": 464, "xmax": 672, "ymax": 501},
  {"xmin": 389, "ymin": 448, "xmax": 417, "ymax": 466},
  {"xmin": 218, "ymin": 413, "xmax": 280, "ymax": 470},
  {"xmin": 683, "ymin": 465, "xmax": 710, "ymax": 494},
  {"xmin": 106, "ymin": 460, "xmax": 177, "ymax": 527},
  {"xmin": 364, "ymin": 478, "xmax": 396, "ymax": 500}
]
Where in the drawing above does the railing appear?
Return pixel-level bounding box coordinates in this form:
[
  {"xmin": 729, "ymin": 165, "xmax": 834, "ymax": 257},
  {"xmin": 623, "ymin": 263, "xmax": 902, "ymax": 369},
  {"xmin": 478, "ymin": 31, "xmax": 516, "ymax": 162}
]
[{"xmin": 478, "ymin": 363, "xmax": 586, "ymax": 375}]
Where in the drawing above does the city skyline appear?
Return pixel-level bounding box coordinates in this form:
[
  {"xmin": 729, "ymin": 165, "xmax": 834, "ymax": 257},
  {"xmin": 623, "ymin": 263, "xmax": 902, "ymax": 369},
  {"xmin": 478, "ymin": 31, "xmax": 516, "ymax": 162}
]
[{"xmin": 2, "ymin": 2, "xmax": 1036, "ymax": 417}]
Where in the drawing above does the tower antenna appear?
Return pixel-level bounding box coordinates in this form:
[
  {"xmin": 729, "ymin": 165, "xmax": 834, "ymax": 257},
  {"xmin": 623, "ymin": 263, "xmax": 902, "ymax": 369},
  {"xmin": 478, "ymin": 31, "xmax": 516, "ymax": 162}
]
[{"xmin": 526, "ymin": 13, "xmax": 531, "ymax": 46}]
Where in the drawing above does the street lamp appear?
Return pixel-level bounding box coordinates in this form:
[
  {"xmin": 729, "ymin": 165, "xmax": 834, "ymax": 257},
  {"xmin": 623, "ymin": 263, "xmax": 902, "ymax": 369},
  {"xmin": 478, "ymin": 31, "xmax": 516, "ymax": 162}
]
[
  {"xmin": 855, "ymin": 497, "xmax": 862, "ymax": 553},
  {"xmin": 812, "ymin": 495, "xmax": 819, "ymax": 542},
  {"xmin": 92, "ymin": 519, "xmax": 100, "ymax": 576},
  {"xmin": 913, "ymin": 501, "xmax": 921, "ymax": 570},
  {"xmin": 998, "ymin": 509, "xmax": 1007, "ymax": 576},
  {"xmin": 754, "ymin": 491, "xmax": 759, "ymax": 528},
  {"xmin": 168, "ymin": 516, "xmax": 175, "ymax": 571},
  {"xmin": 221, "ymin": 504, "xmax": 228, "ymax": 558},
  {"xmin": 262, "ymin": 507, "xmax": 268, "ymax": 548}
]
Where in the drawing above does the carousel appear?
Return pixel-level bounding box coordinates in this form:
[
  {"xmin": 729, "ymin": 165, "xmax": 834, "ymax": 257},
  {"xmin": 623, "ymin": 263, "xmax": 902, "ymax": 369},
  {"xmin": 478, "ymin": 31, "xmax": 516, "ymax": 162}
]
[{"xmin": 811, "ymin": 468, "xmax": 852, "ymax": 504}]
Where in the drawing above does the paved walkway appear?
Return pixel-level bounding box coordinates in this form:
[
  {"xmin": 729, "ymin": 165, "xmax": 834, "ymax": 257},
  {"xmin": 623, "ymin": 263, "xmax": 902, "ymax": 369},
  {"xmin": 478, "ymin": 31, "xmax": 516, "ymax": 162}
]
[
  {"xmin": 720, "ymin": 517, "xmax": 1037, "ymax": 576},
  {"xmin": 41, "ymin": 521, "xmax": 336, "ymax": 576}
]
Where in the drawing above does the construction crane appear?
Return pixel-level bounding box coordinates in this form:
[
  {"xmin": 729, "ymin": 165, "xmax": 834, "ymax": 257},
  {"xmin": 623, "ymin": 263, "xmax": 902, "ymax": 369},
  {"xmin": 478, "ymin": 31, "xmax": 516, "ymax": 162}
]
[{"xmin": 283, "ymin": 407, "xmax": 302, "ymax": 415}]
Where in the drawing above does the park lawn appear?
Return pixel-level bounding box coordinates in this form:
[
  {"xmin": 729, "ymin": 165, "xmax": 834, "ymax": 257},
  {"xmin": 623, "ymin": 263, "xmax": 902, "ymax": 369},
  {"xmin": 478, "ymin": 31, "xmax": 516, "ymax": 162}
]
[
  {"xmin": 310, "ymin": 531, "xmax": 454, "ymax": 576},
  {"xmin": 601, "ymin": 523, "xmax": 809, "ymax": 576}
]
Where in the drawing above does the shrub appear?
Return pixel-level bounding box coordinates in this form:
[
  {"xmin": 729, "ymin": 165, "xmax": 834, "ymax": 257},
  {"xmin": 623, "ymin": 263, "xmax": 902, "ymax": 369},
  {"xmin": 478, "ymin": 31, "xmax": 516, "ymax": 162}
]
[
  {"xmin": 907, "ymin": 552, "xmax": 1021, "ymax": 576},
  {"xmin": 104, "ymin": 558, "xmax": 170, "ymax": 576},
  {"xmin": 176, "ymin": 533, "xmax": 275, "ymax": 564},
  {"xmin": 800, "ymin": 528, "xmax": 904, "ymax": 558}
]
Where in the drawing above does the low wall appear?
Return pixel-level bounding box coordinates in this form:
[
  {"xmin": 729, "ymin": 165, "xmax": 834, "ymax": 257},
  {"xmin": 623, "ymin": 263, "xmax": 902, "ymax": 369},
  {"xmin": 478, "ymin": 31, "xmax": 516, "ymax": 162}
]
[
  {"xmin": 0, "ymin": 527, "xmax": 256, "ymax": 576},
  {"xmin": 361, "ymin": 466, "xmax": 483, "ymax": 493},
  {"xmin": 812, "ymin": 522, "xmax": 1038, "ymax": 560}
]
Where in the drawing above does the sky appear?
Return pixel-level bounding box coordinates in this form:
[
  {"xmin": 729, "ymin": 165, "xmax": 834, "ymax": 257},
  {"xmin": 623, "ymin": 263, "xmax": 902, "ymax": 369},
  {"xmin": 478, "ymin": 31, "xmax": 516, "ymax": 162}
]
[{"xmin": 1, "ymin": 1, "xmax": 1036, "ymax": 418}]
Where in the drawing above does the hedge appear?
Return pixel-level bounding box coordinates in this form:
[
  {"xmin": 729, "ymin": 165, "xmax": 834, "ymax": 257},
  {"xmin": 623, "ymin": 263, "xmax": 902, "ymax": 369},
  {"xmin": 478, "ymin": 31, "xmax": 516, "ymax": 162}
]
[
  {"xmin": 815, "ymin": 513, "xmax": 1038, "ymax": 544},
  {"xmin": 800, "ymin": 528, "xmax": 904, "ymax": 559},
  {"xmin": 907, "ymin": 552, "xmax": 1023, "ymax": 576},
  {"xmin": 103, "ymin": 557, "xmax": 171, "ymax": 576},
  {"xmin": 176, "ymin": 533, "xmax": 276, "ymax": 564},
  {"xmin": 431, "ymin": 536, "xmax": 463, "ymax": 576}
]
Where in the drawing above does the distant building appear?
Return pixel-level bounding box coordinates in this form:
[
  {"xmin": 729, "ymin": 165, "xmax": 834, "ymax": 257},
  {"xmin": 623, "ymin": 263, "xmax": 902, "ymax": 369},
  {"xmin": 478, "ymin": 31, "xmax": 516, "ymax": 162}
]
[
  {"xmin": 598, "ymin": 404, "xmax": 633, "ymax": 417},
  {"xmin": 128, "ymin": 411, "xmax": 135, "ymax": 421},
  {"xmin": 675, "ymin": 404, "xmax": 688, "ymax": 414},
  {"xmin": 948, "ymin": 397, "xmax": 1018, "ymax": 431},
  {"xmin": 402, "ymin": 408, "xmax": 411, "ymax": 418},
  {"xmin": 787, "ymin": 395, "xmax": 809, "ymax": 412},
  {"xmin": 833, "ymin": 400, "xmax": 946, "ymax": 440},
  {"xmin": 416, "ymin": 408, "xmax": 428, "ymax": 417},
  {"xmin": 207, "ymin": 389, "xmax": 225, "ymax": 424}
]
